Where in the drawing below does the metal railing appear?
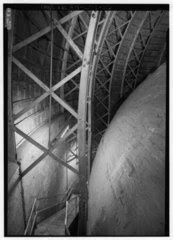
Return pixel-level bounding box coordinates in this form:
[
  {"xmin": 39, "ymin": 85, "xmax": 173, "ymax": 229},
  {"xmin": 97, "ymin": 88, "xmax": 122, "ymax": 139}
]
[
  {"xmin": 24, "ymin": 198, "xmax": 38, "ymax": 236},
  {"xmin": 24, "ymin": 193, "xmax": 66, "ymax": 236},
  {"xmin": 24, "ymin": 184, "xmax": 78, "ymax": 236},
  {"xmin": 64, "ymin": 195, "xmax": 79, "ymax": 236}
]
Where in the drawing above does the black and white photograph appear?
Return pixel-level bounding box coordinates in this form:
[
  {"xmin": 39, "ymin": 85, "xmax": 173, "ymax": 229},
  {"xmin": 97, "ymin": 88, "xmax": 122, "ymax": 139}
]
[{"xmin": 4, "ymin": 3, "xmax": 169, "ymax": 237}]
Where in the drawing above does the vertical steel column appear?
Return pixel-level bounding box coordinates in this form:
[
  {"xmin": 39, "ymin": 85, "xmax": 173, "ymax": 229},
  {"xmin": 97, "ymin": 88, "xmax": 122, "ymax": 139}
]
[
  {"xmin": 48, "ymin": 12, "xmax": 53, "ymax": 148},
  {"xmin": 77, "ymin": 11, "xmax": 99, "ymax": 235},
  {"xmin": 60, "ymin": 16, "xmax": 78, "ymax": 113},
  {"xmin": 7, "ymin": 9, "xmax": 17, "ymax": 164}
]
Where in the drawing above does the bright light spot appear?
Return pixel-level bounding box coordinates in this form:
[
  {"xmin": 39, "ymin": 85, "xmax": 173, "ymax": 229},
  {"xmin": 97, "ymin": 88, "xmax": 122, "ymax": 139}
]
[{"xmin": 60, "ymin": 125, "xmax": 69, "ymax": 138}]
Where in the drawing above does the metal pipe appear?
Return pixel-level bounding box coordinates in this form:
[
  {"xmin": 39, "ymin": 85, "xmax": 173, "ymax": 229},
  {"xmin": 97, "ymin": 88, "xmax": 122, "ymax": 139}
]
[
  {"xmin": 48, "ymin": 12, "xmax": 53, "ymax": 148},
  {"xmin": 64, "ymin": 200, "xmax": 68, "ymax": 227},
  {"xmin": 30, "ymin": 211, "xmax": 37, "ymax": 235},
  {"xmin": 24, "ymin": 198, "xmax": 37, "ymax": 235}
]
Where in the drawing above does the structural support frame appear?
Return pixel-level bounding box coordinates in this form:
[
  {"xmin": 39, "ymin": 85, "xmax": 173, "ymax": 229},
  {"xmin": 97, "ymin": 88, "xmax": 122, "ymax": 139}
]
[{"xmin": 8, "ymin": 9, "xmax": 105, "ymax": 235}]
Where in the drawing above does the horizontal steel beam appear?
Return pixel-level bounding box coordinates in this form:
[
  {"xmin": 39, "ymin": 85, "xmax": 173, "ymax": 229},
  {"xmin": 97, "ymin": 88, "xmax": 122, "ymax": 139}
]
[{"xmin": 13, "ymin": 11, "xmax": 83, "ymax": 52}]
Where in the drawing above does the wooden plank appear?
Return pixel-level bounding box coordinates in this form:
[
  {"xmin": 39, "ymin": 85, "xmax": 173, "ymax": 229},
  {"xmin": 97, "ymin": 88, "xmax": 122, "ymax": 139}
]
[
  {"xmin": 12, "ymin": 57, "xmax": 50, "ymax": 92},
  {"xmin": 52, "ymin": 66, "xmax": 82, "ymax": 92},
  {"xmin": 13, "ymin": 11, "xmax": 83, "ymax": 52},
  {"xmin": 54, "ymin": 21, "xmax": 83, "ymax": 60},
  {"xmin": 51, "ymin": 92, "xmax": 78, "ymax": 119}
]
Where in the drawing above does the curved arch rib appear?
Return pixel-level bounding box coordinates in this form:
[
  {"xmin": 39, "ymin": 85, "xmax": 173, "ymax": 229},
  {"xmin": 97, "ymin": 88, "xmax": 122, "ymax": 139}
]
[
  {"xmin": 77, "ymin": 11, "xmax": 99, "ymax": 235},
  {"xmin": 134, "ymin": 11, "xmax": 165, "ymax": 85},
  {"xmin": 108, "ymin": 11, "xmax": 148, "ymax": 122}
]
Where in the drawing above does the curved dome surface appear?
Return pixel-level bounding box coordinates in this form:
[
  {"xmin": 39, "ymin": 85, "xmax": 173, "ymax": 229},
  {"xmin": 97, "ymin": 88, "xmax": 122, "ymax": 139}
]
[{"xmin": 87, "ymin": 63, "xmax": 166, "ymax": 236}]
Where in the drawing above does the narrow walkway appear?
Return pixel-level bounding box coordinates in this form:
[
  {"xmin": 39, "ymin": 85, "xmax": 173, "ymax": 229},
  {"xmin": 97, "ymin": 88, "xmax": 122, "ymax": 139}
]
[
  {"xmin": 34, "ymin": 207, "xmax": 66, "ymax": 236},
  {"xmin": 34, "ymin": 196, "xmax": 77, "ymax": 236}
]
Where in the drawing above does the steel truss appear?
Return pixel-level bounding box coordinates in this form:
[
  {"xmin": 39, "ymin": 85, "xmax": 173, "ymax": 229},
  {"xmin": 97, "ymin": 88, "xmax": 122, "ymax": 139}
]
[
  {"xmin": 8, "ymin": 9, "xmax": 103, "ymax": 235},
  {"xmin": 90, "ymin": 10, "xmax": 166, "ymax": 156},
  {"xmin": 91, "ymin": 11, "xmax": 135, "ymax": 148},
  {"xmin": 8, "ymin": 9, "xmax": 166, "ymax": 235},
  {"xmin": 120, "ymin": 10, "xmax": 165, "ymax": 97}
]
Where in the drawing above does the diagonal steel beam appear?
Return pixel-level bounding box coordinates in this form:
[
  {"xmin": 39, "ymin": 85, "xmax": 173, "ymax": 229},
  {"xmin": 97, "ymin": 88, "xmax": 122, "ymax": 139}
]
[
  {"xmin": 97, "ymin": 59, "xmax": 114, "ymax": 76},
  {"xmin": 65, "ymin": 85, "xmax": 78, "ymax": 98},
  {"xmin": 105, "ymin": 39, "xmax": 116, "ymax": 58},
  {"xmin": 15, "ymin": 127, "xmax": 79, "ymax": 175},
  {"xmin": 95, "ymin": 95, "xmax": 109, "ymax": 112},
  {"xmin": 127, "ymin": 64, "xmax": 137, "ymax": 78},
  {"xmin": 95, "ymin": 76, "xmax": 110, "ymax": 93},
  {"xmin": 67, "ymin": 156, "xmax": 77, "ymax": 163},
  {"xmin": 14, "ymin": 92, "xmax": 50, "ymax": 122},
  {"xmin": 54, "ymin": 19, "xmax": 83, "ymax": 60},
  {"xmin": 52, "ymin": 66, "xmax": 81, "ymax": 92},
  {"xmin": 134, "ymin": 11, "xmax": 165, "ymax": 85},
  {"xmin": 20, "ymin": 152, "xmax": 48, "ymax": 178},
  {"xmin": 51, "ymin": 123, "xmax": 78, "ymax": 151},
  {"xmin": 95, "ymin": 113, "xmax": 108, "ymax": 127},
  {"xmin": 13, "ymin": 57, "xmax": 80, "ymax": 120},
  {"xmin": 63, "ymin": 59, "xmax": 81, "ymax": 73},
  {"xmin": 69, "ymin": 149, "xmax": 78, "ymax": 159},
  {"xmin": 13, "ymin": 11, "xmax": 83, "ymax": 52},
  {"xmin": 51, "ymin": 92, "xmax": 78, "ymax": 119},
  {"xmin": 12, "ymin": 57, "xmax": 50, "ymax": 92},
  {"xmin": 95, "ymin": 112, "xmax": 108, "ymax": 123},
  {"xmin": 78, "ymin": 13, "xmax": 88, "ymax": 30}
]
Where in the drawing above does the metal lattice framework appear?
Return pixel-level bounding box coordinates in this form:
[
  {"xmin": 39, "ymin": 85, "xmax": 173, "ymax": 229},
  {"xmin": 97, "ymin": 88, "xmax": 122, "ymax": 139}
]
[
  {"xmin": 91, "ymin": 11, "xmax": 135, "ymax": 147},
  {"xmin": 90, "ymin": 10, "xmax": 167, "ymax": 155},
  {"xmin": 7, "ymin": 8, "xmax": 168, "ymax": 235},
  {"xmin": 8, "ymin": 10, "xmax": 101, "ymax": 234},
  {"xmin": 120, "ymin": 10, "xmax": 165, "ymax": 98}
]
